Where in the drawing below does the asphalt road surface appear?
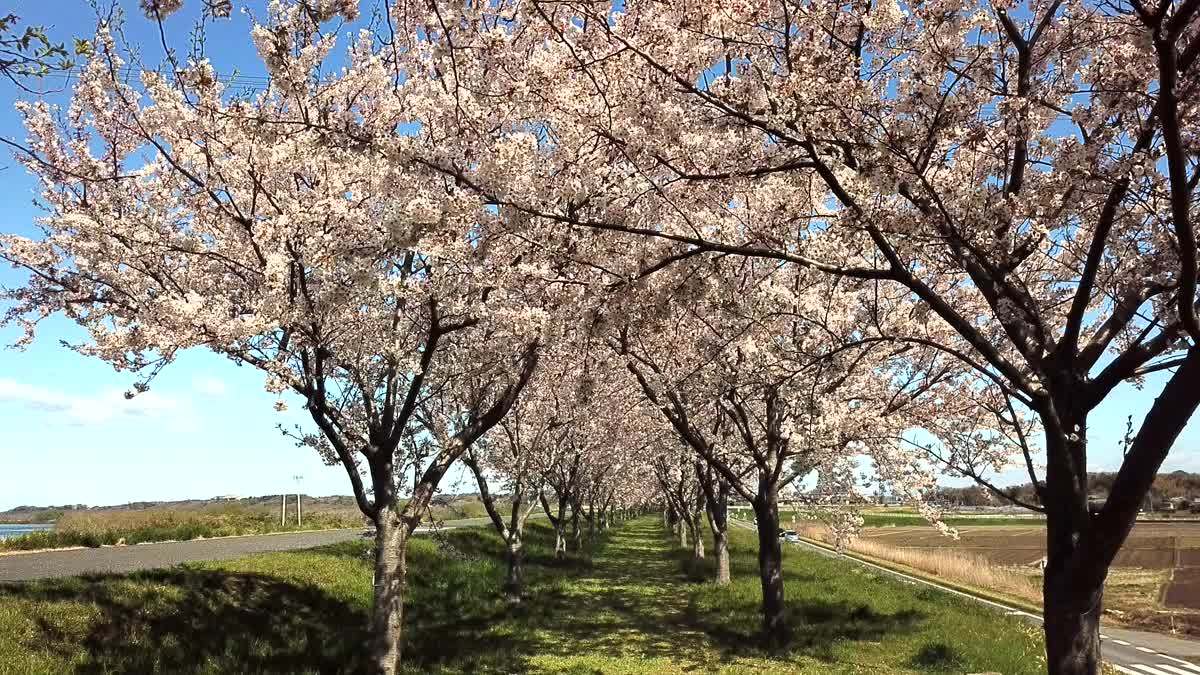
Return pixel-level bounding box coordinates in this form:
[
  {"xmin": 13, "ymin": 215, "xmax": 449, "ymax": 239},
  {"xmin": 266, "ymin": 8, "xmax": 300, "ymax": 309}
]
[
  {"xmin": 0, "ymin": 515, "xmax": 519, "ymax": 583},
  {"xmin": 730, "ymin": 519, "xmax": 1200, "ymax": 675},
  {"xmin": 0, "ymin": 529, "xmax": 364, "ymax": 581}
]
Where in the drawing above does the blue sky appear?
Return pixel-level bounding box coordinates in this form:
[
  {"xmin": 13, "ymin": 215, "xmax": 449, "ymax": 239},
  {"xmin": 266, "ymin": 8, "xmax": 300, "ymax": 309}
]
[
  {"xmin": 0, "ymin": 1, "xmax": 361, "ymax": 509},
  {"xmin": 0, "ymin": 1, "xmax": 1196, "ymax": 510}
]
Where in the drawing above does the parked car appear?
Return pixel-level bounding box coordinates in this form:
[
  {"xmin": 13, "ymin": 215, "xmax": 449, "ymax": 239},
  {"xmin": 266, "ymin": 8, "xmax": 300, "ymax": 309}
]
[{"xmin": 783, "ymin": 532, "xmax": 800, "ymax": 544}]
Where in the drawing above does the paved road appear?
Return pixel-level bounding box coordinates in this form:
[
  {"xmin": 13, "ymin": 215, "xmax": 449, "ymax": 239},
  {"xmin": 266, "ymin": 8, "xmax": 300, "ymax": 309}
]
[
  {"xmin": 0, "ymin": 517, "xmax": 497, "ymax": 582},
  {"xmin": 730, "ymin": 519, "xmax": 1200, "ymax": 675},
  {"xmin": 0, "ymin": 529, "xmax": 364, "ymax": 581}
]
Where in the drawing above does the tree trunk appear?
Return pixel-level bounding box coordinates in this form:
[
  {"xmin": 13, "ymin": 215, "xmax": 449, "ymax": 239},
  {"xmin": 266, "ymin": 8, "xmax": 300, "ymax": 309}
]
[
  {"xmin": 1040, "ymin": 419, "xmax": 1103, "ymax": 675},
  {"xmin": 699, "ymin": 467, "xmax": 731, "ymax": 585},
  {"xmin": 713, "ymin": 527, "xmax": 731, "ymax": 585},
  {"xmin": 369, "ymin": 515, "xmax": 407, "ymax": 675},
  {"xmin": 691, "ymin": 512, "xmax": 705, "ymax": 560},
  {"xmin": 505, "ymin": 534, "xmax": 524, "ymax": 601},
  {"xmin": 555, "ymin": 526, "xmax": 567, "ymax": 559},
  {"xmin": 571, "ymin": 505, "xmax": 584, "ymax": 551},
  {"xmin": 678, "ymin": 518, "xmax": 689, "ymax": 548},
  {"xmin": 753, "ymin": 497, "xmax": 787, "ymax": 649},
  {"xmin": 1035, "ymin": 351, "xmax": 1200, "ymax": 673},
  {"xmin": 570, "ymin": 504, "xmax": 581, "ymax": 551},
  {"xmin": 1044, "ymin": 573, "xmax": 1103, "ymax": 675}
]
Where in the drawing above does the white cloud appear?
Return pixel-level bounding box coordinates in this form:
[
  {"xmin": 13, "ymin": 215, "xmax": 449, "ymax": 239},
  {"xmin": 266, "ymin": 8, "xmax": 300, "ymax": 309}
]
[
  {"xmin": 0, "ymin": 378, "xmax": 182, "ymax": 427},
  {"xmin": 193, "ymin": 375, "xmax": 228, "ymax": 397}
]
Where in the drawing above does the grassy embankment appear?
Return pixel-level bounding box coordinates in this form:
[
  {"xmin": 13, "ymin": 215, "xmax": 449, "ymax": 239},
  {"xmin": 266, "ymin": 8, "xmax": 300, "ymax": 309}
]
[
  {"xmin": 0, "ymin": 508, "xmax": 364, "ymax": 552},
  {"xmin": 0, "ymin": 515, "xmax": 1043, "ymax": 673}
]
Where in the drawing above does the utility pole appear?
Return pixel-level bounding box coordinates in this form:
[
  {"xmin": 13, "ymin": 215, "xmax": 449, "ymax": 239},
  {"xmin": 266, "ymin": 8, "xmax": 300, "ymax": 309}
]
[
  {"xmin": 280, "ymin": 493, "xmax": 287, "ymax": 526},
  {"xmin": 293, "ymin": 474, "xmax": 303, "ymax": 527}
]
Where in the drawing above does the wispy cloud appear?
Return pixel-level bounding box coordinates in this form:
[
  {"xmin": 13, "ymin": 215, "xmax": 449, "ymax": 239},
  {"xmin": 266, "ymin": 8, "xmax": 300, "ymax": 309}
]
[{"xmin": 0, "ymin": 378, "xmax": 182, "ymax": 427}]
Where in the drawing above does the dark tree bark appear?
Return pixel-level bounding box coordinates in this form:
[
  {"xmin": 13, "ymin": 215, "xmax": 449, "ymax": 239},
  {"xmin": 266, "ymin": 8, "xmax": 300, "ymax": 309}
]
[
  {"xmin": 570, "ymin": 500, "xmax": 583, "ymax": 551},
  {"xmin": 1037, "ymin": 349, "xmax": 1200, "ymax": 673},
  {"xmin": 753, "ymin": 488, "xmax": 787, "ymax": 649},
  {"xmin": 691, "ymin": 509, "xmax": 706, "ymax": 560}
]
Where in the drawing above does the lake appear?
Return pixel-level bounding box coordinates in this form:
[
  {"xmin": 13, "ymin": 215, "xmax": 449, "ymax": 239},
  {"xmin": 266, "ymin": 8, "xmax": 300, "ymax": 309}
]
[{"xmin": 0, "ymin": 524, "xmax": 54, "ymax": 540}]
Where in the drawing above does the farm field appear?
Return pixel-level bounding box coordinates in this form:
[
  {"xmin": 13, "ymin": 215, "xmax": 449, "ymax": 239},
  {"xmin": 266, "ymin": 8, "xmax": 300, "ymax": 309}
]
[{"xmin": 843, "ymin": 521, "xmax": 1200, "ymax": 636}]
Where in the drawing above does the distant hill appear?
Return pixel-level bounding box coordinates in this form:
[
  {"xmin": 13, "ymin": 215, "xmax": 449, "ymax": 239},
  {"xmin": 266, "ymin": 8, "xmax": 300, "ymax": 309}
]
[{"xmin": 0, "ymin": 493, "xmax": 488, "ymax": 524}]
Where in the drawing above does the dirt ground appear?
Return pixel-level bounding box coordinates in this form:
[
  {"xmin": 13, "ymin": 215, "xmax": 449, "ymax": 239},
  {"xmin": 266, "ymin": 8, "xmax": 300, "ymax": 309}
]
[{"xmin": 857, "ymin": 521, "xmax": 1200, "ymax": 636}]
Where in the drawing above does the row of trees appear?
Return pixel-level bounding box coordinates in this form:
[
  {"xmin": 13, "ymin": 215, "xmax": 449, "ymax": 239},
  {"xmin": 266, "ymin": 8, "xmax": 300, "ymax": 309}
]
[{"xmin": 2, "ymin": 1, "xmax": 1198, "ymax": 673}]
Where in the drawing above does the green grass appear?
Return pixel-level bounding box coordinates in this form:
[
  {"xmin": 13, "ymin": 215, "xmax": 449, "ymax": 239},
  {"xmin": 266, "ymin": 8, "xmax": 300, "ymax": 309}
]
[
  {"xmin": 859, "ymin": 514, "xmax": 1047, "ymax": 528},
  {"xmin": 0, "ymin": 517, "xmax": 1044, "ymax": 673},
  {"xmin": 735, "ymin": 509, "xmax": 1047, "ymax": 529}
]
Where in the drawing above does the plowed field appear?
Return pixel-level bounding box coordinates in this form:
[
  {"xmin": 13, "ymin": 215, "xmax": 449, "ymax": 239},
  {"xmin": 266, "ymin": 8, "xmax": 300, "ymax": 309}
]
[{"xmin": 859, "ymin": 521, "xmax": 1200, "ymax": 615}]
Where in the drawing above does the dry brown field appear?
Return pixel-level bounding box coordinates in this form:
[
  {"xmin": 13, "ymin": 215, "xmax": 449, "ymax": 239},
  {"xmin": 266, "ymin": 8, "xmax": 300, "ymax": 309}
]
[{"xmin": 849, "ymin": 521, "xmax": 1200, "ymax": 636}]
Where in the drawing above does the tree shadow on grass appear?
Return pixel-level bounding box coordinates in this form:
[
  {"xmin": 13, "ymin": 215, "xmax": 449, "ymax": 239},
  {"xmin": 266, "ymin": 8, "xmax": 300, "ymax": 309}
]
[
  {"xmin": 1, "ymin": 568, "xmax": 369, "ymax": 673},
  {"xmin": 0, "ymin": 558, "xmax": 541, "ymax": 674},
  {"xmin": 680, "ymin": 594, "xmax": 926, "ymax": 662},
  {"xmin": 641, "ymin": 526, "xmax": 928, "ymax": 666}
]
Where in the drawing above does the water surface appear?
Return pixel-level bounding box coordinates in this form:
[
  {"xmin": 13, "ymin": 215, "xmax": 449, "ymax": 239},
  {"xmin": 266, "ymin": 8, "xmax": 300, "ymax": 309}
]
[{"xmin": 0, "ymin": 523, "xmax": 54, "ymax": 540}]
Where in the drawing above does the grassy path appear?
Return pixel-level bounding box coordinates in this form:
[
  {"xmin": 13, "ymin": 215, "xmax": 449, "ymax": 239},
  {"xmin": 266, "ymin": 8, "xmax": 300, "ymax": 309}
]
[
  {"xmin": 511, "ymin": 516, "xmax": 740, "ymax": 673},
  {"xmin": 452, "ymin": 516, "xmax": 1044, "ymax": 674}
]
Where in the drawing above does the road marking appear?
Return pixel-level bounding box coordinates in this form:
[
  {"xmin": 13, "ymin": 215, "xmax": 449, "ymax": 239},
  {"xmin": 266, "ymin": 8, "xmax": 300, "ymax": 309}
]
[
  {"xmin": 1102, "ymin": 634, "xmax": 1110, "ymax": 640},
  {"xmin": 1133, "ymin": 665, "xmax": 1183, "ymax": 675},
  {"xmin": 1158, "ymin": 657, "xmax": 1200, "ymax": 673},
  {"xmin": 1114, "ymin": 639, "xmax": 1132, "ymax": 645},
  {"xmin": 1152, "ymin": 663, "xmax": 1200, "ymax": 675},
  {"xmin": 1139, "ymin": 646, "xmax": 1161, "ymax": 653}
]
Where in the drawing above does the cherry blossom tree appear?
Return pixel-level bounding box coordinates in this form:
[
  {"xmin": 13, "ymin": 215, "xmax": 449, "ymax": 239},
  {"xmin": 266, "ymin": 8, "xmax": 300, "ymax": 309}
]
[
  {"xmin": 591, "ymin": 255, "xmax": 935, "ymax": 647},
  {"xmin": 0, "ymin": 7, "xmax": 553, "ymax": 673},
  {"xmin": 387, "ymin": 0, "xmax": 1200, "ymax": 669},
  {"xmin": 654, "ymin": 445, "xmax": 706, "ymax": 558},
  {"xmin": 530, "ymin": 362, "xmax": 650, "ymax": 557},
  {"xmin": 696, "ymin": 459, "xmax": 733, "ymax": 586},
  {"xmin": 459, "ymin": 343, "xmax": 589, "ymax": 600}
]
